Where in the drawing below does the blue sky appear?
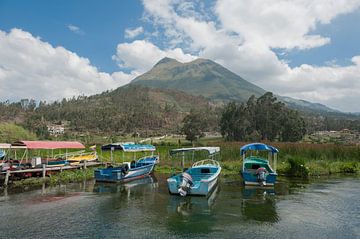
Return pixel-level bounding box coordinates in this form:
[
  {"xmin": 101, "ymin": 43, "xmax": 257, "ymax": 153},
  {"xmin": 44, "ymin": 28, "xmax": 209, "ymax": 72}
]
[
  {"xmin": 0, "ymin": 0, "xmax": 360, "ymax": 112},
  {"xmin": 0, "ymin": 0, "xmax": 144, "ymax": 72},
  {"xmin": 279, "ymin": 10, "xmax": 360, "ymax": 67}
]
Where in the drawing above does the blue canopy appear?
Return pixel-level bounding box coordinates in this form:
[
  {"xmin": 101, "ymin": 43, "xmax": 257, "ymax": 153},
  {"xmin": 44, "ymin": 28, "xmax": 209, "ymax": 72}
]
[
  {"xmin": 240, "ymin": 143, "xmax": 279, "ymax": 156},
  {"xmin": 101, "ymin": 142, "xmax": 156, "ymax": 152}
]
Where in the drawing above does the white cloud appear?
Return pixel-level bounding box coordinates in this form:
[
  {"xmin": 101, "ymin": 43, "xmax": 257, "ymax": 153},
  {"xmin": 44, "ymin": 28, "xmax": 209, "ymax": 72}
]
[
  {"xmin": 125, "ymin": 26, "xmax": 144, "ymax": 39},
  {"xmin": 135, "ymin": 0, "xmax": 360, "ymax": 112},
  {"xmin": 0, "ymin": 28, "xmax": 134, "ymax": 101},
  {"xmin": 67, "ymin": 24, "xmax": 84, "ymax": 35},
  {"xmin": 113, "ymin": 40, "xmax": 197, "ymax": 73}
]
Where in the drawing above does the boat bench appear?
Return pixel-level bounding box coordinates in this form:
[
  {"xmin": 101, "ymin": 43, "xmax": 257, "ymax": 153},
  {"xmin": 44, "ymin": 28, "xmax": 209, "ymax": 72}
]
[{"xmin": 189, "ymin": 173, "xmax": 213, "ymax": 181}]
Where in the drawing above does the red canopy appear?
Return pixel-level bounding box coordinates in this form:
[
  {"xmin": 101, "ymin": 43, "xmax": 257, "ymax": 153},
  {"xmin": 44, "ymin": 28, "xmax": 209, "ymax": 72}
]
[{"xmin": 12, "ymin": 141, "xmax": 85, "ymax": 149}]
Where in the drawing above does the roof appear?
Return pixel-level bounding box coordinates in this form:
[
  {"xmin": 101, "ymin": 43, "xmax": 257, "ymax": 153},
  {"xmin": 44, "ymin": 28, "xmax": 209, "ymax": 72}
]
[
  {"xmin": 240, "ymin": 143, "xmax": 279, "ymax": 156},
  {"xmin": 101, "ymin": 142, "xmax": 156, "ymax": 152},
  {"xmin": 12, "ymin": 141, "xmax": 85, "ymax": 149},
  {"xmin": 170, "ymin": 147, "xmax": 220, "ymax": 155}
]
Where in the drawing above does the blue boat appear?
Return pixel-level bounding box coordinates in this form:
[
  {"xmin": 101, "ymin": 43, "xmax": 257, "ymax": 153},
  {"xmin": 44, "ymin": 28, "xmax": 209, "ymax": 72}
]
[
  {"xmin": 167, "ymin": 147, "xmax": 221, "ymax": 197},
  {"xmin": 240, "ymin": 143, "xmax": 279, "ymax": 186},
  {"xmin": 94, "ymin": 142, "xmax": 158, "ymax": 183},
  {"xmin": 46, "ymin": 159, "xmax": 70, "ymax": 167}
]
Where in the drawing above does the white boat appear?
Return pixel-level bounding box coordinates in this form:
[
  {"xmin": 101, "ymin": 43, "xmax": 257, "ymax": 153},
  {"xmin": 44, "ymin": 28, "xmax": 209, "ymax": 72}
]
[{"xmin": 167, "ymin": 147, "xmax": 221, "ymax": 197}]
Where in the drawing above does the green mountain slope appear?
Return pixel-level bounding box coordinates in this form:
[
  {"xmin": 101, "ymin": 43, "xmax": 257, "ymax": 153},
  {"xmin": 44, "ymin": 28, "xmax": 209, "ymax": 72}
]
[
  {"xmin": 132, "ymin": 57, "xmax": 340, "ymax": 114},
  {"xmin": 132, "ymin": 57, "xmax": 266, "ymax": 102},
  {"xmin": 30, "ymin": 85, "xmax": 216, "ymax": 134},
  {"xmin": 279, "ymin": 96, "xmax": 340, "ymax": 114}
]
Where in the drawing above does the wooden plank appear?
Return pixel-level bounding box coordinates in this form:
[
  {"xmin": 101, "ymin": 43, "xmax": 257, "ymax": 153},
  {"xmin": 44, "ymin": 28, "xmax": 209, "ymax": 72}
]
[
  {"xmin": 42, "ymin": 164, "xmax": 46, "ymax": 179},
  {"xmin": 4, "ymin": 170, "xmax": 10, "ymax": 187}
]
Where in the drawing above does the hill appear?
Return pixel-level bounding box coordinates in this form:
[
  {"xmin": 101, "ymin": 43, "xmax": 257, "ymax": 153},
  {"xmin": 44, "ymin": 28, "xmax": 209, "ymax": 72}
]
[
  {"xmin": 28, "ymin": 85, "xmax": 217, "ymax": 135},
  {"xmin": 132, "ymin": 57, "xmax": 340, "ymax": 114},
  {"xmin": 132, "ymin": 57, "xmax": 266, "ymax": 102}
]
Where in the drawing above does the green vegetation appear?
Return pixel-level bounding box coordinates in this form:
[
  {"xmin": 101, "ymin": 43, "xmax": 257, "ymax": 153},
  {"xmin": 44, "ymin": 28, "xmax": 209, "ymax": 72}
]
[
  {"xmin": 181, "ymin": 109, "xmax": 208, "ymax": 145},
  {"xmin": 0, "ymin": 85, "xmax": 217, "ymax": 137},
  {"xmin": 220, "ymin": 93, "xmax": 306, "ymax": 142},
  {"xmin": 280, "ymin": 156, "xmax": 309, "ymax": 178},
  {"xmin": 11, "ymin": 168, "xmax": 95, "ymax": 189},
  {"xmin": 0, "ymin": 122, "xmax": 36, "ymax": 142}
]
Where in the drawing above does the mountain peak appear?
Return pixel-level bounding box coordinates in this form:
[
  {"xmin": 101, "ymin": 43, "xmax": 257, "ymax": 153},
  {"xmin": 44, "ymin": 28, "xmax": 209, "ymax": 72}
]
[
  {"xmin": 154, "ymin": 57, "xmax": 180, "ymax": 67},
  {"xmin": 132, "ymin": 57, "xmax": 266, "ymax": 102}
]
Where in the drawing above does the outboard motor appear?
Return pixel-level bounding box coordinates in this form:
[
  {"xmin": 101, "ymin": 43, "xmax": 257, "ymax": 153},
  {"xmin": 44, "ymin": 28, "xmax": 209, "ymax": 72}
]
[
  {"xmin": 121, "ymin": 163, "xmax": 129, "ymax": 175},
  {"xmin": 178, "ymin": 172, "xmax": 193, "ymax": 196},
  {"xmin": 256, "ymin": 167, "xmax": 267, "ymax": 186}
]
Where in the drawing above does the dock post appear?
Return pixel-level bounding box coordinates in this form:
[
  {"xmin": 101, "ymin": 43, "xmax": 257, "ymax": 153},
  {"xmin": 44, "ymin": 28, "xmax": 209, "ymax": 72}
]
[
  {"xmin": 4, "ymin": 170, "xmax": 10, "ymax": 187},
  {"xmin": 42, "ymin": 164, "xmax": 46, "ymax": 179},
  {"xmin": 84, "ymin": 160, "xmax": 87, "ymax": 170}
]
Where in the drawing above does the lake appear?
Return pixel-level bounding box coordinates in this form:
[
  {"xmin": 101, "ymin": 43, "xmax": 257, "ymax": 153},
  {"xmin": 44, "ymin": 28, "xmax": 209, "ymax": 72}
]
[{"xmin": 0, "ymin": 174, "xmax": 359, "ymax": 239}]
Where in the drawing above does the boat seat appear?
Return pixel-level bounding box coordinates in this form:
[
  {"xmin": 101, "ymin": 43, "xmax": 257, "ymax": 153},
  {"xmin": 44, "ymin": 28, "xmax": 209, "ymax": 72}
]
[{"xmin": 188, "ymin": 173, "xmax": 213, "ymax": 181}]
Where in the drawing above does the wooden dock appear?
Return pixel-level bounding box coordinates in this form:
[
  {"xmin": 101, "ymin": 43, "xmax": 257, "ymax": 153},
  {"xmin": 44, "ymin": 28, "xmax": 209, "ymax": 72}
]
[{"xmin": 1, "ymin": 161, "xmax": 104, "ymax": 187}]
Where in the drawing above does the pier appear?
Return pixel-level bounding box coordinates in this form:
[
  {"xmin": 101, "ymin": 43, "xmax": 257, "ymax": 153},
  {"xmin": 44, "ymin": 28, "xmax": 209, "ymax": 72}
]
[{"xmin": 1, "ymin": 161, "xmax": 104, "ymax": 187}]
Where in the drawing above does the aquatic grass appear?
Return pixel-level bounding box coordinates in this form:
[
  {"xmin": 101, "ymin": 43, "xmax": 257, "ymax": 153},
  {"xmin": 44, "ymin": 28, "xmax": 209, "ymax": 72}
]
[
  {"xmin": 11, "ymin": 177, "xmax": 49, "ymax": 189},
  {"xmin": 49, "ymin": 168, "xmax": 95, "ymax": 185}
]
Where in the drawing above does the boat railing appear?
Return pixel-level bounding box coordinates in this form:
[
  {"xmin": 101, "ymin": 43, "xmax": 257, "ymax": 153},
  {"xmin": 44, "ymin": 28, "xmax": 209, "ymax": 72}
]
[{"xmin": 192, "ymin": 159, "xmax": 220, "ymax": 168}]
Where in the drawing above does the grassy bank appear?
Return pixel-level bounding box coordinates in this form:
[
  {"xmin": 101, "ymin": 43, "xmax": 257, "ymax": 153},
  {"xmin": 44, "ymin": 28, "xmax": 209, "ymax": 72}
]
[
  {"xmin": 152, "ymin": 141, "xmax": 360, "ymax": 177},
  {"xmin": 10, "ymin": 168, "xmax": 95, "ymax": 189}
]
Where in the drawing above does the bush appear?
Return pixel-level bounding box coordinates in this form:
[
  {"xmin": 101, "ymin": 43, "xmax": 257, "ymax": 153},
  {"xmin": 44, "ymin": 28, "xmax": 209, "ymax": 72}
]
[
  {"xmin": 340, "ymin": 162, "xmax": 358, "ymax": 173},
  {"xmin": 284, "ymin": 156, "xmax": 309, "ymax": 178}
]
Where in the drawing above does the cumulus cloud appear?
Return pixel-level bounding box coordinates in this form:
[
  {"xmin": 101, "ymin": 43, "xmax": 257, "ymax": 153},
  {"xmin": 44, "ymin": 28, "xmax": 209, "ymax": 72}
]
[
  {"xmin": 113, "ymin": 40, "xmax": 197, "ymax": 72},
  {"xmin": 133, "ymin": 0, "xmax": 360, "ymax": 112},
  {"xmin": 125, "ymin": 26, "xmax": 144, "ymax": 39},
  {"xmin": 0, "ymin": 28, "xmax": 134, "ymax": 101},
  {"xmin": 67, "ymin": 24, "xmax": 84, "ymax": 35}
]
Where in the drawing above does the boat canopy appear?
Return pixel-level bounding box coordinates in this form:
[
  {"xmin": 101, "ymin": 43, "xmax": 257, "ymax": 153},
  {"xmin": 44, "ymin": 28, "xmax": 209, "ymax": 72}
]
[
  {"xmin": 0, "ymin": 143, "xmax": 12, "ymax": 149},
  {"xmin": 170, "ymin": 147, "xmax": 220, "ymax": 156},
  {"xmin": 240, "ymin": 143, "xmax": 279, "ymax": 156},
  {"xmin": 11, "ymin": 141, "xmax": 85, "ymax": 149},
  {"xmin": 101, "ymin": 142, "xmax": 156, "ymax": 152}
]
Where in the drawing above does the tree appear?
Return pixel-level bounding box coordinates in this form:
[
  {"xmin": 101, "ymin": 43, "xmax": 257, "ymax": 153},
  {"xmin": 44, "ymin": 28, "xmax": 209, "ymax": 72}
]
[
  {"xmin": 254, "ymin": 92, "xmax": 284, "ymax": 141},
  {"xmin": 219, "ymin": 92, "xmax": 307, "ymax": 142},
  {"xmin": 181, "ymin": 110, "xmax": 207, "ymax": 145},
  {"xmin": 220, "ymin": 102, "xmax": 249, "ymax": 141},
  {"xmin": 280, "ymin": 109, "xmax": 306, "ymax": 142}
]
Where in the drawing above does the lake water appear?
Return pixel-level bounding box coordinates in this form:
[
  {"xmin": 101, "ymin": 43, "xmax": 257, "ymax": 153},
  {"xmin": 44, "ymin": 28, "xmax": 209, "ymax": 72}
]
[{"xmin": 0, "ymin": 175, "xmax": 359, "ymax": 239}]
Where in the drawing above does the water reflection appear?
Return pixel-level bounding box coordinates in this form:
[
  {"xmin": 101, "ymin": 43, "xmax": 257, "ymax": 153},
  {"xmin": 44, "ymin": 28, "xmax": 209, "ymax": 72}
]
[
  {"xmin": 93, "ymin": 175, "xmax": 158, "ymax": 194},
  {"xmin": 166, "ymin": 185, "xmax": 220, "ymax": 234},
  {"xmin": 241, "ymin": 186, "xmax": 279, "ymax": 223}
]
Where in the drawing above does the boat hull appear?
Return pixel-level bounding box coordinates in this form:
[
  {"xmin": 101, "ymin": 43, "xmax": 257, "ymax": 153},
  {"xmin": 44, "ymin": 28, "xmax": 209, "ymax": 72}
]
[
  {"xmin": 241, "ymin": 171, "xmax": 277, "ymax": 186},
  {"xmin": 46, "ymin": 160, "xmax": 69, "ymax": 167},
  {"xmin": 167, "ymin": 166, "xmax": 221, "ymax": 197},
  {"xmin": 94, "ymin": 164, "xmax": 155, "ymax": 183}
]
